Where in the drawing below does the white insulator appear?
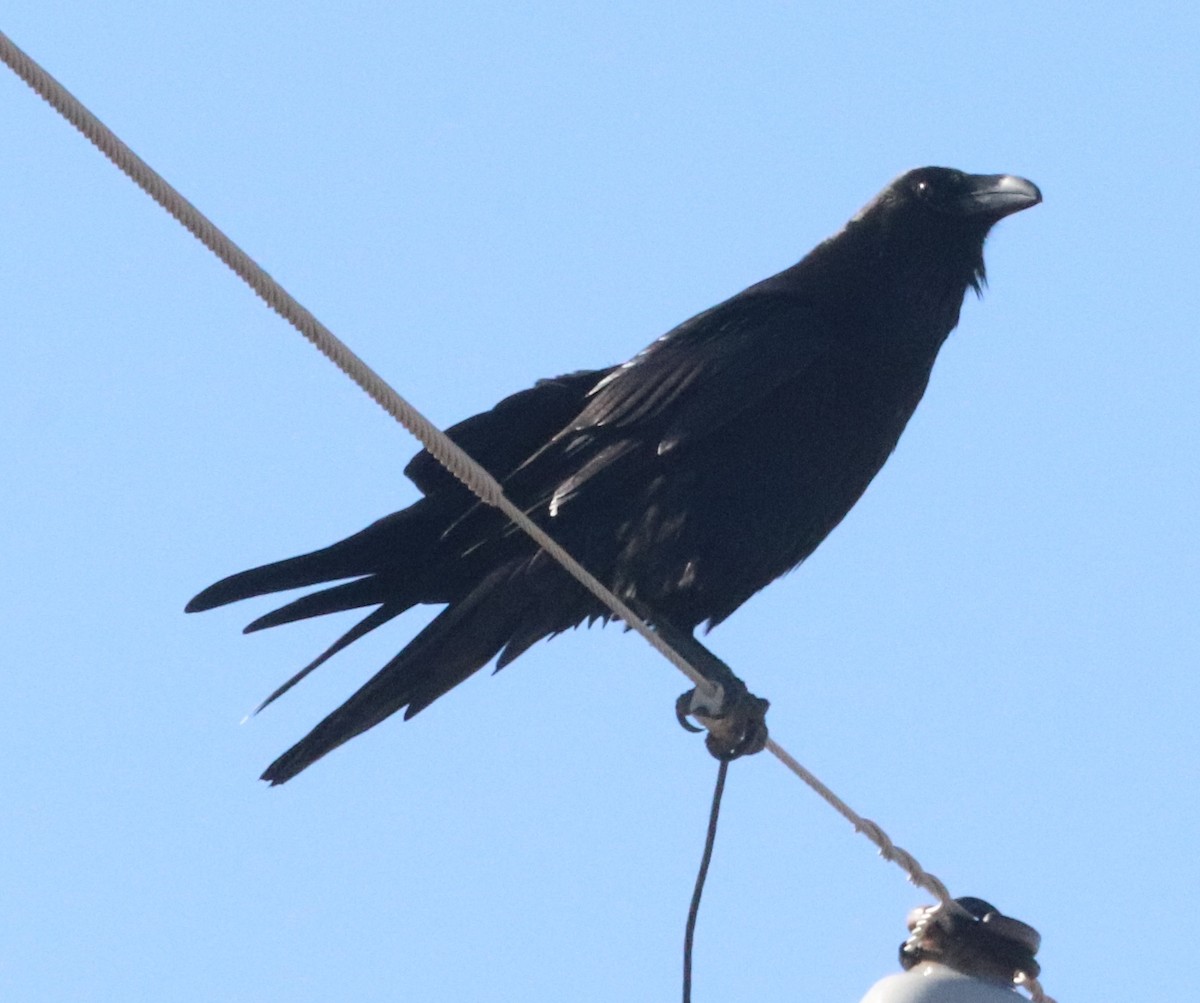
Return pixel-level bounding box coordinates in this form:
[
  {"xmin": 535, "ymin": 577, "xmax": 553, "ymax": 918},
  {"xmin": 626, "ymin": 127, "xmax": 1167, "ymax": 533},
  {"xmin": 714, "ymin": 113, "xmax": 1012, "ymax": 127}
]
[{"xmin": 860, "ymin": 961, "xmax": 1021, "ymax": 1002}]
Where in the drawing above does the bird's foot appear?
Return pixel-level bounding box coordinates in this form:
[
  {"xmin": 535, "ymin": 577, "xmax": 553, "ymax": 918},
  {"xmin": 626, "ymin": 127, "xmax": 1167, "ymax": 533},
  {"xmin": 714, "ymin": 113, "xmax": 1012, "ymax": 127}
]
[
  {"xmin": 676, "ymin": 681, "xmax": 769, "ymax": 761},
  {"xmin": 626, "ymin": 601, "xmax": 770, "ymax": 760}
]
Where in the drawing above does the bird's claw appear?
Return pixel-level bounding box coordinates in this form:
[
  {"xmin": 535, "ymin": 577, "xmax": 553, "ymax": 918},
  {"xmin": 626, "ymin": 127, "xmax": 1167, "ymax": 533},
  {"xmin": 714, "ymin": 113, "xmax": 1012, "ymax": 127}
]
[
  {"xmin": 675, "ymin": 689, "xmax": 710, "ymax": 733},
  {"xmin": 676, "ymin": 682, "xmax": 770, "ymax": 761}
]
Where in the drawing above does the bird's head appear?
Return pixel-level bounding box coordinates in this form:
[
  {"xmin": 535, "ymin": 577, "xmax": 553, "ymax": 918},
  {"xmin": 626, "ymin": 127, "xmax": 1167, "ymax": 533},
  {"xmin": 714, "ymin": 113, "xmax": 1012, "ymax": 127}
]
[
  {"xmin": 850, "ymin": 167, "xmax": 1042, "ymax": 295},
  {"xmin": 860, "ymin": 167, "xmax": 1042, "ymax": 225}
]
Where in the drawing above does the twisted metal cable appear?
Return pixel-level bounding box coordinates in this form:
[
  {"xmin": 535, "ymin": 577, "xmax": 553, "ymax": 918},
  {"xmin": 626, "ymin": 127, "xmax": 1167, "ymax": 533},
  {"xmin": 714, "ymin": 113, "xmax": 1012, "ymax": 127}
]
[{"xmin": 1, "ymin": 30, "xmax": 1050, "ymax": 1001}]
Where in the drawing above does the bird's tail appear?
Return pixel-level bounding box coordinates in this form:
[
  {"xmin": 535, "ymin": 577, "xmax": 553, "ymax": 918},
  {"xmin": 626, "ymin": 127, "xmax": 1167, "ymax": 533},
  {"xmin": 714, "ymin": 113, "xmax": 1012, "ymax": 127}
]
[
  {"xmin": 260, "ymin": 556, "xmax": 584, "ymax": 785},
  {"xmin": 185, "ymin": 505, "xmax": 436, "ymax": 616},
  {"xmin": 186, "ymin": 503, "xmax": 449, "ymax": 712}
]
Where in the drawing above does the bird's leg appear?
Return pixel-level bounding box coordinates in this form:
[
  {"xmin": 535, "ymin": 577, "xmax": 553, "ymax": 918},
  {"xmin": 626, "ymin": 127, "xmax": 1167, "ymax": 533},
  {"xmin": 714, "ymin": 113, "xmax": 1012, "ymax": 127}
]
[{"xmin": 633, "ymin": 606, "xmax": 770, "ymax": 760}]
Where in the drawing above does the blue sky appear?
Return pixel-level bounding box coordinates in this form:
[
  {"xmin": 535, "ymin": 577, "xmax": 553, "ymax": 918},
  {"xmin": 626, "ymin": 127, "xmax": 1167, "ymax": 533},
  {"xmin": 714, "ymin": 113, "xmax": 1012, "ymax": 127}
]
[{"xmin": 2, "ymin": 3, "xmax": 1197, "ymax": 1000}]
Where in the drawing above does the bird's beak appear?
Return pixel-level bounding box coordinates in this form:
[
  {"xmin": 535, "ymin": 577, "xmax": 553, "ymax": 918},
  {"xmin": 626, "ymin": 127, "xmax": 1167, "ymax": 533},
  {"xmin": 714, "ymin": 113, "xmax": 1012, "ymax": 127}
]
[{"xmin": 961, "ymin": 174, "xmax": 1042, "ymax": 218}]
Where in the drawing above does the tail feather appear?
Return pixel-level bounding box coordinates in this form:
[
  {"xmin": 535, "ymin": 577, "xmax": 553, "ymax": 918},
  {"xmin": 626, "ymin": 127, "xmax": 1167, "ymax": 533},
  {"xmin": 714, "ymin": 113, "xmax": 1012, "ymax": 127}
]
[
  {"xmin": 243, "ymin": 576, "xmax": 394, "ymax": 633},
  {"xmin": 185, "ymin": 505, "xmax": 434, "ymax": 614},
  {"xmin": 260, "ymin": 564, "xmax": 550, "ymax": 785},
  {"xmin": 253, "ymin": 602, "xmax": 406, "ymax": 714},
  {"xmin": 186, "ymin": 547, "xmax": 364, "ymax": 613}
]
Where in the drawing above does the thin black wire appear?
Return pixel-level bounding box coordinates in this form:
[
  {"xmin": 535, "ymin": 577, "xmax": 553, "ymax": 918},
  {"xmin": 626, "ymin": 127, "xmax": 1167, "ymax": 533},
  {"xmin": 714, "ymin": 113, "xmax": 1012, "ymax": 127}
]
[{"xmin": 683, "ymin": 759, "xmax": 729, "ymax": 1003}]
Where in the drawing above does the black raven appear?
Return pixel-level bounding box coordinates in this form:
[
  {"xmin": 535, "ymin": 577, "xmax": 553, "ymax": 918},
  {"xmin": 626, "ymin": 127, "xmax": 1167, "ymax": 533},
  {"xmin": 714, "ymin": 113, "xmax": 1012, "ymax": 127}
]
[{"xmin": 188, "ymin": 167, "xmax": 1041, "ymax": 783}]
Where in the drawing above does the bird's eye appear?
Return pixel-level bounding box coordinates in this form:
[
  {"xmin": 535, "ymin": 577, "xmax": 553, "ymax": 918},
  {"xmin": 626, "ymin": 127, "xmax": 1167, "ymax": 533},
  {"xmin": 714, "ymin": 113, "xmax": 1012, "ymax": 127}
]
[{"xmin": 915, "ymin": 180, "xmax": 933, "ymax": 198}]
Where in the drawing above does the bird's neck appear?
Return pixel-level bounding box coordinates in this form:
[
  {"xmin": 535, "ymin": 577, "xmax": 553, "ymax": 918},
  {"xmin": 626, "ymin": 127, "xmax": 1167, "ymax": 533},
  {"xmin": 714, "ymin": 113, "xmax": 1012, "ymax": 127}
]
[{"xmin": 790, "ymin": 221, "xmax": 986, "ymax": 352}]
